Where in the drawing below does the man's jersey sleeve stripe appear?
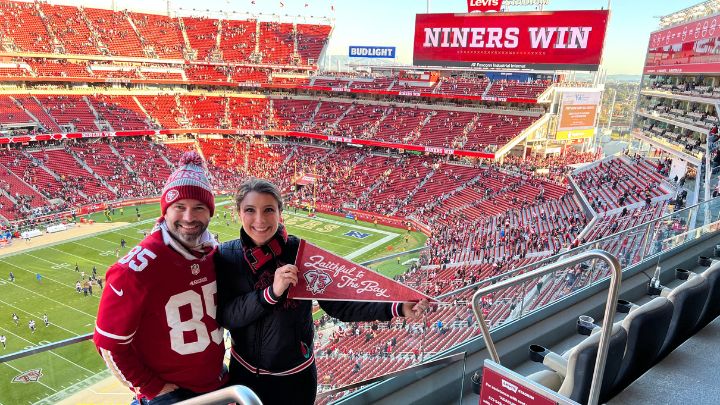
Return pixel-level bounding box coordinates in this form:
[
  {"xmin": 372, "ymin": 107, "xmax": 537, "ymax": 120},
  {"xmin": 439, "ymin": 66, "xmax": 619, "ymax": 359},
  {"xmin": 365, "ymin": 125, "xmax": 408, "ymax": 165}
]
[
  {"xmin": 100, "ymin": 348, "xmax": 136, "ymax": 391},
  {"xmin": 95, "ymin": 324, "xmax": 137, "ymax": 341}
]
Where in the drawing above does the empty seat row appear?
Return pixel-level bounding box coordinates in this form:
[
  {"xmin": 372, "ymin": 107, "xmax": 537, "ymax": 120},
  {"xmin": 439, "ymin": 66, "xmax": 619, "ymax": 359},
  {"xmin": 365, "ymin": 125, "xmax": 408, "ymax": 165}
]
[{"xmin": 525, "ymin": 256, "xmax": 720, "ymax": 404}]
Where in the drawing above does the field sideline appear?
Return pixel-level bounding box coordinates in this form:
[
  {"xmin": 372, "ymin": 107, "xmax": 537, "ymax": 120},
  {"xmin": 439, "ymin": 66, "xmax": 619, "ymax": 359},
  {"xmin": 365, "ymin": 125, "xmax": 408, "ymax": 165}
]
[{"xmin": 0, "ymin": 197, "xmax": 427, "ymax": 404}]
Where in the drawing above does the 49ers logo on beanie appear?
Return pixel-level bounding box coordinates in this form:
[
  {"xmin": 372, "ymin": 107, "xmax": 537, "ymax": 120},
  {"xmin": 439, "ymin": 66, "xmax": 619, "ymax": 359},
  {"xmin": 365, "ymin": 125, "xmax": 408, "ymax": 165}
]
[
  {"xmin": 165, "ymin": 189, "xmax": 180, "ymax": 203},
  {"xmin": 161, "ymin": 151, "xmax": 215, "ymax": 216}
]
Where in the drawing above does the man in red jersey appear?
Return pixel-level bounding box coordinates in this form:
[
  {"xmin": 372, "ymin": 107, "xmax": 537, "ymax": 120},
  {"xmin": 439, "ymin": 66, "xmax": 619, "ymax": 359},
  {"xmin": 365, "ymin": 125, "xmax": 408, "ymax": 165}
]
[{"xmin": 94, "ymin": 151, "xmax": 227, "ymax": 404}]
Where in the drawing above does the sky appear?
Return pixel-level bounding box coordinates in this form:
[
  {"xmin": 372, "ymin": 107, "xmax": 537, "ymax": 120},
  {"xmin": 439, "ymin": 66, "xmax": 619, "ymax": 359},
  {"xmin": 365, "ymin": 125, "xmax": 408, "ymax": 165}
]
[{"xmin": 37, "ymin": 0, "xmax": 709, "ymax": 75}]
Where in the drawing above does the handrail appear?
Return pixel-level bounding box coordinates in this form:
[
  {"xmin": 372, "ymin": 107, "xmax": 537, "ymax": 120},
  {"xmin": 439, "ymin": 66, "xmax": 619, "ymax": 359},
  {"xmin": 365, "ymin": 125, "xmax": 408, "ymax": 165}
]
[
  {"xmin": 176, "ymin": 385, "xmax": 262, "ymax": 405},
  {"xmin": 470, "ymin": 249, "xmax": 622, "ymax": 405},
  {"xmin": 0, "ymin": 333, "xmax": 92, "ymax": 363}
]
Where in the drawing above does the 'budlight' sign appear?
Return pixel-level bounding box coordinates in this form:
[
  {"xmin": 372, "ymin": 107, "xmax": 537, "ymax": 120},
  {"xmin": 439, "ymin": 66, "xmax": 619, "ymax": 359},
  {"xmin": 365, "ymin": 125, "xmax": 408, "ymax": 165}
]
[{"xmin": 349, "ymin": 46, "xmax": 396, "ymax": 58}]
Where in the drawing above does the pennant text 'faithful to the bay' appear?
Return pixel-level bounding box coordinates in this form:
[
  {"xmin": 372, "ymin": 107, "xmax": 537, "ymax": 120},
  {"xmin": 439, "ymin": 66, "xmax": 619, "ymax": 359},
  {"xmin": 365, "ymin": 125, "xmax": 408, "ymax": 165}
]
[{"xmin": 288, "ymin": 240, "xmax": 432, "ymax": 302}]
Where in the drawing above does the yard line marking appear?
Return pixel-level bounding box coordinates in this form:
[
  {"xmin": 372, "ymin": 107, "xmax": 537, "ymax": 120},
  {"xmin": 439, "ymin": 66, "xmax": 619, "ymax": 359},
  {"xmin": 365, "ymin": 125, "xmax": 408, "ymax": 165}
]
[
  {"xmin": 0, "ymin": 325, "xmax": 95, "ymax": 375},
  {"xmin": 285, "ymin": 211, "xmax": 399, "ymax": 236},
  {"xmin": 284, "ymin": 212, "xmax": 402, "ymax": 260},
  {"xmin": 1, "ymin": 279, "xmax": 96, "ymax": 318},
  {"xmin": 0, "ymin": 298, "xmax": 84, "ymax": 336},
  {"xmin": 45, "ymin": 246, "xmax": 106, "ymax": 266},
  {"xmin": 284, "ymin": 211, "xmax": 399, "ymax": 237},
  {"xmin": 1, "ymin": 259, "xmax": 98, "ymax": 298},
  {"xmin": 70, "ymin": 241, "xmax": 106, "ymax": 252},
  {"xmin": 345, "ymin": 233, "xmax": 399, "ymax": 260}
]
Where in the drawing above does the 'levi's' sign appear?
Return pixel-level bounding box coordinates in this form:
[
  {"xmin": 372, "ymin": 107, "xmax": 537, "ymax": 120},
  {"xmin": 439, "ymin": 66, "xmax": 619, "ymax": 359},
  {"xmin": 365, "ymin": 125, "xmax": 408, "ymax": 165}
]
[
  {"xmin": 289, "ymin": 240, "xmax": 431, "ymax": 302},
  {"xmin": 413, "ymin": 10, "xmax": 609, "ymax": 70},
  {"xmin": 467, "ymin": 0, "xmax": 502, "ymax": 13}
]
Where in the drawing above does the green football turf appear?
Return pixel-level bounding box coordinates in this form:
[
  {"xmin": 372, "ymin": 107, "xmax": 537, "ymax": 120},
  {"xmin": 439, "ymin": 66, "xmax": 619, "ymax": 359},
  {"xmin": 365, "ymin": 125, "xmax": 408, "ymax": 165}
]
[{"xmin": 0, "ymin": 197, "xmax": 426, "ymax": 404}]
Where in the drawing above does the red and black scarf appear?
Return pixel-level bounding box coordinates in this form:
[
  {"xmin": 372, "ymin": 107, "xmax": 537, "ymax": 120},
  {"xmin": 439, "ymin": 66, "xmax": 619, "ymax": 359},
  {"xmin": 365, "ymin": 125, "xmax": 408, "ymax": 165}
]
[
  {"xmin": 241, "ymin": 224, "xmax": 289, "ymax": 274},
  {"xmin": 242, "ymin": 225, "xmax": 297, "ymax": 308}
]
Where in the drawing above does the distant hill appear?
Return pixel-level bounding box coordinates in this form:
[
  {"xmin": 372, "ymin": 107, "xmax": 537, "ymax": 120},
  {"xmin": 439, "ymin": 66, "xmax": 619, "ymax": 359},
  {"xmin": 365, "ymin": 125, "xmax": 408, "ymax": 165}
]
[
  {"xmin": 606, "ymin": 74, "xmax": 641, "ymax": 83},
  {"xmin": 573, "ymin": 73, "xmax": 641, "ymax": 83}
]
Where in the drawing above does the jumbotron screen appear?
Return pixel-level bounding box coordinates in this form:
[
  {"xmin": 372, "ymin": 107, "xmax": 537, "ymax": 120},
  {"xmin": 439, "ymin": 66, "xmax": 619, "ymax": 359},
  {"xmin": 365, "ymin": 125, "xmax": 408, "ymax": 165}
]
[
  {"xmin": 645, "ymin": 14, "xmax": 720, "ymax": 74},
  {"xmin": 413, "ymin": 10, "xmax": 610, "ymax": 70}
]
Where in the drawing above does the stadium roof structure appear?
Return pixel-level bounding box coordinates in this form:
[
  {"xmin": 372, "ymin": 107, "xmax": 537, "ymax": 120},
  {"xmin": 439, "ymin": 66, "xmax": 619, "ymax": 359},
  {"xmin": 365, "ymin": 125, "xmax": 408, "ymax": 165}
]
[{"xmin": 658, "ymin": 0, "xmax": 720, "ymax": 28}]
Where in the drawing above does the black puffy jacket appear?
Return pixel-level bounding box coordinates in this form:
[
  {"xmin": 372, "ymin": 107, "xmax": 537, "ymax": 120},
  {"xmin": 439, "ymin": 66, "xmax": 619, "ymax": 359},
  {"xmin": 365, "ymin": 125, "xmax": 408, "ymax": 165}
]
[{"xmin": 215, "ymin": 235, "xmax": 396, "ymax": 373}]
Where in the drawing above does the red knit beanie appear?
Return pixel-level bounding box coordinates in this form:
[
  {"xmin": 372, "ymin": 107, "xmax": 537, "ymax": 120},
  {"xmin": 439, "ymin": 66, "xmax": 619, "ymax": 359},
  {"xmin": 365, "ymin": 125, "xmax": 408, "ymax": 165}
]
[{"xmin": 161, "ymin": 151, "xmax": 215, "ymax": 216}]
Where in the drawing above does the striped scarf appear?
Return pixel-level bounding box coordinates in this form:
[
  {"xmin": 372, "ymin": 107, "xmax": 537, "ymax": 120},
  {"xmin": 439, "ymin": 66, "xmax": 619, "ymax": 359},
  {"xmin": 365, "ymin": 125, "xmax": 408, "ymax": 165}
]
[{"xmin": 241, "ymin": 224, "xmax": 289, "ymax": 274}]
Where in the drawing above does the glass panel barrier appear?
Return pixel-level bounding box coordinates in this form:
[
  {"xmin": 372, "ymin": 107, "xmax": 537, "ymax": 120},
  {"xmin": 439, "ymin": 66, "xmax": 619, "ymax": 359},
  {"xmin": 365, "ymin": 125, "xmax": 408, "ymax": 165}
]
[
  {"xmin": 0, "ymin": 339, "xmax": 108, "ymax": 405},
  {"xmin": 316, "ymin": 352, "xmax": 467, "ymax": 405}
]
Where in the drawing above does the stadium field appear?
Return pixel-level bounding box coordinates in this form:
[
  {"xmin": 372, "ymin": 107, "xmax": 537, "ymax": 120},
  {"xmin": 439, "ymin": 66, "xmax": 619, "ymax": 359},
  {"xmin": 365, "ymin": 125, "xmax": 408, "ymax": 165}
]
[{"xmin": 0, "ymin": 197, "xmax": 426, "ymax": 405}]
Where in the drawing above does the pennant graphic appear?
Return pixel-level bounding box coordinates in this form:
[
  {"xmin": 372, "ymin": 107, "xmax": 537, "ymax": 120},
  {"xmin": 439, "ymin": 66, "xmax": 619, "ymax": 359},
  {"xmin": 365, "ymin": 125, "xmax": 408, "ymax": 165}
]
[{"xmin": 289, "ymin": 240, "xmax": 432, "ymax": 302}]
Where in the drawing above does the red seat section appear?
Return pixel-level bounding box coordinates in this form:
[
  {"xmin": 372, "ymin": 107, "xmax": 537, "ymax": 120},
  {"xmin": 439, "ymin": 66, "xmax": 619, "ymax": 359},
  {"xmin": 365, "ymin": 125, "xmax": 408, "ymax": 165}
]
[
  {"xmin": 0, "ymin": 1, "xmax": 54, "ymax": 53},
  {"xmin": 39, "ymin": 3, "xmax": 101, "ymax": 55},
  {"xmin": 128, "ymin": 12, "xmax": 185, "ymax": 59},
  {"xmin": 296, "ymin": 24, "xmax": 332, "ymax": 66},
  {"xmin": 183, "ymin": 17, "xmax": 218, "ymax": 61},
  {"xmin": 221, "ymin": 20, "xmax": 257, "ymax": 63},
  {"xmin": 83, "ymin": 7, "xmax": 144, "ymax": 57}
]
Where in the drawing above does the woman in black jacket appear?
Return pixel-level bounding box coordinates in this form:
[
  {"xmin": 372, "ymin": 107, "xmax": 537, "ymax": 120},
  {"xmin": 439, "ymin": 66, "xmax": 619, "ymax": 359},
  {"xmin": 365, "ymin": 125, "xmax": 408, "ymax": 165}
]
[{"xmin": 216, "ymin": 178, "xmax": 428, "ymax": 405}]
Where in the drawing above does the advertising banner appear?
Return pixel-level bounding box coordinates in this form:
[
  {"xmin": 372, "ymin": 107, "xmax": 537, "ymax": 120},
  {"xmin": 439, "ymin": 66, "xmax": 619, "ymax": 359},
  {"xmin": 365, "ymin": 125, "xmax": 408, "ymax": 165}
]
[
  {"xmin": 349, "ymin": 46, "xmax": 396, "ymax": 58},
  {"xmin": 645, "ymin": 14, "xmax": 720, "ymax": 74},
  {"xmin": 556, "ymin": 90, "xmax": 601, "ymax": 140},
  {"xmin": 413, "ymin": 10, "xmax": 609, "ymax": 70},
  {"xmin": 480, "ymin": 362, "xmax": 558, "ymax": 405},
  {"xmin": 468, "ymin": 0, "xmax": 503, "ymax": 13},
  {"xmin": 288, "ymin": 240, "xmax": 432, "ymax": 302}
]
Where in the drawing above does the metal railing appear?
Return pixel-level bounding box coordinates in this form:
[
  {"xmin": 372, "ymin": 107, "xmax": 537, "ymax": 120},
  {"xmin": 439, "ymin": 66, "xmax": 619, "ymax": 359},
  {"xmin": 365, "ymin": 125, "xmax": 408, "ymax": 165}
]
[{"xmin": 471, "ymin": 250, "xmax": 622, "ymax": 405}]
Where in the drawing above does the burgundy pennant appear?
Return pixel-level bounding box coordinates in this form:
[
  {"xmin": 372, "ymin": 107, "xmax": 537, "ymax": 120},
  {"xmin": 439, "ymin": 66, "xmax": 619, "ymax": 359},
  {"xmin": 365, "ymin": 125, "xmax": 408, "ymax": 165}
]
[{"xmin": 288, "ymin": 240, "xmax": 432, "ymax": 302}]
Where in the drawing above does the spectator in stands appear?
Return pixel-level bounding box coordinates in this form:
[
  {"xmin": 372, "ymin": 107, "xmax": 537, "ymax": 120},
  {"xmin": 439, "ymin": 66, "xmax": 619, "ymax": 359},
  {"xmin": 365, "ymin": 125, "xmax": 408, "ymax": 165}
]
[
  {"xmin": 93, "ymin": 152, "xmax": 227, "ymax": 403},
  {"xmin": 216, "ymin": 178, "xmax": 429, "ymax": 405}
]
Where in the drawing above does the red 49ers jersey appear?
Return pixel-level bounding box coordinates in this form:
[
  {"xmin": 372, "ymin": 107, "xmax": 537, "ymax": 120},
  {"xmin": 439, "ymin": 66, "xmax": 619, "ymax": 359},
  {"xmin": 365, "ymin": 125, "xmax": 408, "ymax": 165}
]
[{"xmin": 94, "ymin": 228, "xmax": 226, "ymax": 398}]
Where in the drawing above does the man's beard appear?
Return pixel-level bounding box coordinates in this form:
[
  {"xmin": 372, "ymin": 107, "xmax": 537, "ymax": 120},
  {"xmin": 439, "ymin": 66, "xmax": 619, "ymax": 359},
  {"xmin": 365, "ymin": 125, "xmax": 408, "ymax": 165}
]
[{"xmin": 171, "ymin": 221, "xmax": 208, "ymax": 247}]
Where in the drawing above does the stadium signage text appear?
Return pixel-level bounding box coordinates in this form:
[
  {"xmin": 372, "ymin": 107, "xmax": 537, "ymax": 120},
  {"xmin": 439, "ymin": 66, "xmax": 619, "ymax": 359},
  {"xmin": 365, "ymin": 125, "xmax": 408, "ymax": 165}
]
[
  {"xmin": 328, "ymin": 135, "xmax": 352, "ymax": 143},
  {"xmin": 467, "ymin": 0, "xmax": 502, "ymax": 13},
  {"xmin": 480, "ymin": 362, "xmax": 556, "ymax": 405},
  {"xmin": 348, "ymin": 46, "xmax": 396, "ymax": 58},
  {"xmin": 504, "ymin": 0, "xmax": 549, "ymax": 6},
  {"xmin": 289, "ymin": 240, "xmax": 431, "ymax": 302},
  {"xmin": 644, "ymin": 14, "xmax": 720, "ymax": 74},
  {"xmin": 413, "ymin": 11, "xmax": 609, "ymax": 70},
  {"xmin": 425, "ymin": 146, "xmax": 455, "ymax": 155}
]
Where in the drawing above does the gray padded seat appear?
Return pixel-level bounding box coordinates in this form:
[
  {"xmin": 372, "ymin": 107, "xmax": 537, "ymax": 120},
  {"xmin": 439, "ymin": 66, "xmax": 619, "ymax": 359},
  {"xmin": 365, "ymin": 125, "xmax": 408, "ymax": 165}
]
[
  {"xmin": 608, "ymin": 297, "xmax": 674, "ymax": 398},
  {"xmin": 694, "ymin": 261, "xmax": 720, "ymax": 332},
  {"xmin": 657, "ymin": 275, "xmax": 710, "ymax": 360},
  {"xmin": 527, "ymin": 323, "xmax": 627, "ymax": 404}
]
